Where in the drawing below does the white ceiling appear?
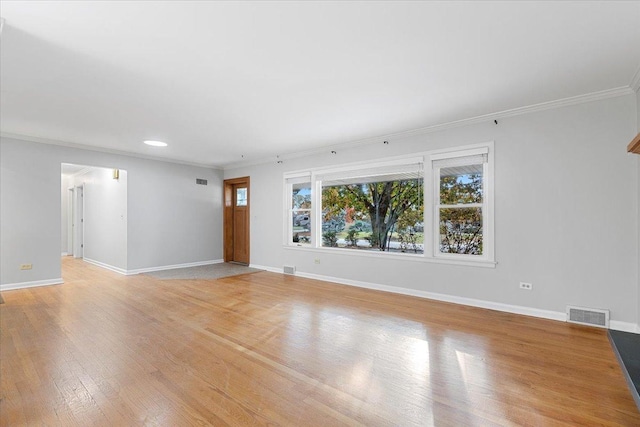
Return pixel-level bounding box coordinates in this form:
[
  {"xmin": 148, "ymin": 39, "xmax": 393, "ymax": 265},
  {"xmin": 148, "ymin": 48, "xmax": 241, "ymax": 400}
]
[{"xmin": 1, "ymin": 1, "xmax": 639, "ymax": 168}]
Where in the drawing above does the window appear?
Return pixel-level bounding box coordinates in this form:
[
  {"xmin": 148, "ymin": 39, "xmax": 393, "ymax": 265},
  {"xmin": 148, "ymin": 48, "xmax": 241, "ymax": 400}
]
[
  {"xmin": 236, "ymin": 187, "xmax": 248, "ymax": 206},
  {"xmin": 317, "ymin": 161, "xmax": 424, "ymax": 253},
  {"xmin": 286, "ymin": 175, "xmax": 312, "ymax": 245},
  {"xmin": 283, "ymin": 143, "xmax": 494, "ymax": 266},
  {"xmin": 431, "ymin": 146, "xmax": 492, "ymax": 261}
]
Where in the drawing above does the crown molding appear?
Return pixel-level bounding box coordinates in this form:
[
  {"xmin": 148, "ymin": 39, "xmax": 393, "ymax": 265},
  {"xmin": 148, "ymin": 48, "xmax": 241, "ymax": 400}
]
[
  {"xmin": 630, "ymin": 64, "xmax": 640, "ymax": 93},
  {"xmin": 0, "ymin": 132, "xmax": 222, "ymax": 170},
  {"xmin": 1, "ymin": 85, "xmax": 633, "ymax": 172},
  {"xmin": 223, "ymin": 86, "xmax": 634, "ymax": 170}
]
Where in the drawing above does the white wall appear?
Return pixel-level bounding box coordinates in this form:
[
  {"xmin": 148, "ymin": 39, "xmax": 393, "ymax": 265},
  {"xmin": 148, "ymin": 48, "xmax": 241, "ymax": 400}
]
[
  {"xmin": 1, "ymin": 137, "xmax": 223, "ymax": 287},
  {"xmin": 65, "ymin": 167, "xmax": 128, "ymax": 271},
  {"xmin": 225, "ymin": 94, "xmax": 639, "ymax": 328}
]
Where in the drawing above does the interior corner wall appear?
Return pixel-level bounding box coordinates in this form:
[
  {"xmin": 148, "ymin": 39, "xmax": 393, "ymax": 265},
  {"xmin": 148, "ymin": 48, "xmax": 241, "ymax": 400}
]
[
  {"xmin": 225, "ymin": 93, "xmax": 639, "ymax": 327},
  {"xmin": 0, "ymin": 137, "xmax": 223, "ymax": 287}
]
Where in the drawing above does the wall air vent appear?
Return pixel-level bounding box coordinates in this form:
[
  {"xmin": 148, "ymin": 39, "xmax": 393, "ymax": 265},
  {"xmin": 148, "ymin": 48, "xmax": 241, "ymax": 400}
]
[
  {"xmin": 566, "ymin": 305, "xmax": 610, "ymax": 328},
  {"xmin": 283, "ymin": 265, "xmax": 296, "ymax": 275},
  {"xmin": 196, "ymin": 178, "xmax": 208, "ymax": 185}
]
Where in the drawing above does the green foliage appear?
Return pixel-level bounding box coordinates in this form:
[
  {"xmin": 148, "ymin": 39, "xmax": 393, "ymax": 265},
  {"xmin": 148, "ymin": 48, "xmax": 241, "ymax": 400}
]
[
  {"xmin": 398, "ymin": 230, "xmax": 419, "ymax": 253},
  {"xmin": 322, "ymin": 231, "xmax": 338, "ymax": 247},
  {"xmin": 322, "ymin": 179, "xmax": 423, "ymax": 251},
  {"xmin": 397, "ymin": 205, "xmax": 423, "ymax": 231},
  {"xmin": 352, "ymin": 220, "xmax": 372, "ymax": 232},
  {"xmin": 440, "ymin": 174, "xmax": 482, "ymax": 204},
  {"xmin": 346, "ymin": 227, "xmax": 359, "ymax": 247},
  {"xmin": 292, "ymin": 188, "xmax": 311, "ymax": 209},
  {"xmin": 438, "ymin": 173, "xmax": 483, "ymax": 255}
]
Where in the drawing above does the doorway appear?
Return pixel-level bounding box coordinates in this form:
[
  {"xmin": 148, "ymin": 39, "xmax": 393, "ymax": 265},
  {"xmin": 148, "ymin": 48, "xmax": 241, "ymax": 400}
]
[
  {"xmin": 61, "ymin": 163, "xmax": 128, "ymax": 272},
  {"xmin": 224, "ymin": 177, "xmax": 250, "ymax": 264}
]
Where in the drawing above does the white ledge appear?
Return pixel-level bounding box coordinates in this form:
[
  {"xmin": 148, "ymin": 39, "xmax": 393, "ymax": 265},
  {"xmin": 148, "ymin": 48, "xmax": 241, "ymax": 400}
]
[{"xmin": 283, "ymin": 245, "xmax": 496, "ymax": 268}]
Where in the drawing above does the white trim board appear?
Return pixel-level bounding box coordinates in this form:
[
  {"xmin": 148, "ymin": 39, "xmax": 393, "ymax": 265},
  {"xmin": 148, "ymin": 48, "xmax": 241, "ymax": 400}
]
[
  {"xmin": 83, "ymin": 258, "xmax": 128, "ymax": 275},
  {"xmin": 250, "ymin": 264, "xmax": 283, "ymax": 274},
  {"xmin": 250, "ymin": 264, "xmax": 640, "ymax": 334},
  {"xmin": 2, "ymin": 86, "xmax": 633, "ymax": 171},
  {"xmin": 224, "ymin": 86, "xmax": 634, "ymax": 170},
  {"xmin": 0, "ymin": 278, "xmax": 63, "ymax": 292},
  {"xmin": 0, "ymin": 132, "xmax": 221, "ymax": 170},
  {"xmin": 126, "ymin": 259, "xmax": 223, "ymax": 275},
  {"xmin": 85, "ymin": 258, "xmax": 224, "ymax": 275},
  {"xmin": 0, "ymin": 259, "xmax": 226, "ymax": 291}
]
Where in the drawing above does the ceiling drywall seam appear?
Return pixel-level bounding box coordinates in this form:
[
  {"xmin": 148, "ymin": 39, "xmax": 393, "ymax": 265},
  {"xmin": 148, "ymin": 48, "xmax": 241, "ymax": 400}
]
[
  {"xmin": 0, "ymin": 132, "xmax": 222, "ymax": 171},
  {"xmin": 223, "ymin": 86, "xmax": 634, "ymax": 170}
]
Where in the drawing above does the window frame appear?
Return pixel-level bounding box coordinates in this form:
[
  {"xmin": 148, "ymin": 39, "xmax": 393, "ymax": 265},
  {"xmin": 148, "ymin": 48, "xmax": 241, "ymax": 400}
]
[
  {"xmin": 282, "ymin": 142, "xmax": 495, "ymax": 268},
  {"xmin": 284, "ymin": 173, "xmax": 313, "ymax": 247},
  {"xmin": 430, "ymin": 146, "xmax": 494, "ymax": 263}
]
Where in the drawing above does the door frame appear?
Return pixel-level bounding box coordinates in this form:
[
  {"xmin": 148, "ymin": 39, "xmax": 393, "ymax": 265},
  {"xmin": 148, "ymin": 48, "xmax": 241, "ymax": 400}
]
[
  {"xmin": 223, "ymin": 176, "xmax": 250, "ymax": 263},
  {"xmin": 67, "ymin": 187, "xmax": 74, "ymax": 255},
  {"xmin": 72, "ymin": 185, "xmax": 84, "ymax": 258}
]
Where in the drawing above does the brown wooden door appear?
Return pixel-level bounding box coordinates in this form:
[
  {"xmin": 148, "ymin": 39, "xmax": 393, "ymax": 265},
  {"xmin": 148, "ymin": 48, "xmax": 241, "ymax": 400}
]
[{"xmin": 224, "ymin": 177, "xmax": 250, "ymax": 264}]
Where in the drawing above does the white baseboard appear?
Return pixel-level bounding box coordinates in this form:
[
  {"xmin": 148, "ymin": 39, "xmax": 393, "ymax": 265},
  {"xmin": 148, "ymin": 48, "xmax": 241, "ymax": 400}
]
[
  {"xmin": 126, "ymin": 259, "xmax": 223, "ymax": 275},
  {"xmin": 83, "ymin": 258, "xmax": 128, "ymax": 275},
  {"xmin": 61, "ymin": 252, "xmax": 68, "ymax": 256},
  {"xmin": 251, "ymin": 265, "xmax": 639, "ymax": 334},
  {"xmin": 610, "ymin": 321, "xmax": 640, "ymax": 334},
  {"xmin": 84, "ymin": 258, "xmax": 224, "ymax": 276},
  {"xmin": 249, "ymin": 263, "xmax": 283, "ymax": 273},
  {"xmin": 0, "ymin": 278, "xmax": 63, "ymax": 291}
]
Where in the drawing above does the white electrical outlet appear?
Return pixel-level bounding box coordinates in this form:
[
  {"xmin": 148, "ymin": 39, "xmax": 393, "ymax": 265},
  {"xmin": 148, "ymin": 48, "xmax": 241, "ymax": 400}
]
[
  {"xmin": 519, "ymin": 282, "xmax": 533, "ymax": 290},
  {"xmin": 314, "ymin": 258, "xmax": 320, "ymax": 264},
  {"xmin": 20, "ymin": 263, "xmax": 32, "ymax": 270}
]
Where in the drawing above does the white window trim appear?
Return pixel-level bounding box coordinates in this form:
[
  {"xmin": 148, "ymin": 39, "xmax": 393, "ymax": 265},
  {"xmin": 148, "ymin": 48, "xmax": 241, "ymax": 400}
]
[
  {"xmin": 284, "ymin": 173, "xmax": 313, "ymax": 247},
  {"xmin": 282, "ymin": 142, "xmax": 496, "ymax": 268},
  {"xmin": 431, "ymin": 144, "xmax": 494, "ymax": 263}
]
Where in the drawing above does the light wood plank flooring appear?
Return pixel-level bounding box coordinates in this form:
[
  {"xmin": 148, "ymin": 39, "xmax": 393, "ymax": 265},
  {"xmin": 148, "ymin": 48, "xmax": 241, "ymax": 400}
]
[{"xmin": 1, "ymin": 257, "xmax": 639, "ymax": 426}]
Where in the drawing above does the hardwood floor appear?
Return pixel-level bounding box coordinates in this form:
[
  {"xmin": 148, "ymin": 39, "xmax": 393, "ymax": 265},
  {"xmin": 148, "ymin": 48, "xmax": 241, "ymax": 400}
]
[{"xmin": 1, "ymin": 258, "xmax": 639, "ymax": 426}]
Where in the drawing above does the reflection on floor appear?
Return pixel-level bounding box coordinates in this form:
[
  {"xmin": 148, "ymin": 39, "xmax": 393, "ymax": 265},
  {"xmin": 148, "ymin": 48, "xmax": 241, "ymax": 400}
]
[{"xmin": 1, "ymin": 257, "xmax": 639, "ymax": 425}]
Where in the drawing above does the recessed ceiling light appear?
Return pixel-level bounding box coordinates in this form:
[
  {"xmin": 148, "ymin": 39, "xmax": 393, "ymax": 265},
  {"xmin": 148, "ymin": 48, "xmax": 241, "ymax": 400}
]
[{"xmin": 144, "ymin": 140, "xmax": 168, "ymax": 147}]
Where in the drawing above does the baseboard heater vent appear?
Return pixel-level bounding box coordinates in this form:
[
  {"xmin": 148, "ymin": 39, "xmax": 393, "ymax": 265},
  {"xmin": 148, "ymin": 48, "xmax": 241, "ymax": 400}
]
[
  {"xmin": 566, "ymin": 305, "xmax": 609, "ymax": 328},
  {"xmin": 283, "ymin": 265, "xmax": 296, "ymax": 275}
]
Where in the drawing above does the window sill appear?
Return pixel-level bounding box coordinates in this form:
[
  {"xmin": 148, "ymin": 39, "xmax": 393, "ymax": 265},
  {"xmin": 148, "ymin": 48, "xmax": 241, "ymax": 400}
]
[{"xmin": 283, "ymin": 245, "xmax": 497, "ymax": 268}]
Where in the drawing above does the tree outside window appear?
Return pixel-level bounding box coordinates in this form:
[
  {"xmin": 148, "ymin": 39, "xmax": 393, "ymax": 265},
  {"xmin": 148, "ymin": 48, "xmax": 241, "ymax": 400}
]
[
  {"xmin": 284, "ymin": 144, "xmax": 493, "ymax": 264},
  {"xmin": 435, "ymin": 159, "xmax": 485, "ymax": 256},
  {"xmin": 321, "ymin": 173, "xmax": 424, "ymax": 253}
]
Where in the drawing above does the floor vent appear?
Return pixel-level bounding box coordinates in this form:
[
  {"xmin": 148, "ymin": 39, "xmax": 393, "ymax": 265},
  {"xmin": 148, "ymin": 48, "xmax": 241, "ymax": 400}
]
[
  {"xmin": 283, "ymin": 265, "xmax": 296, "ymax": 275},
  {"xmin": 566, "ymin": 305, "xmax": 609, "ymax": 328}
]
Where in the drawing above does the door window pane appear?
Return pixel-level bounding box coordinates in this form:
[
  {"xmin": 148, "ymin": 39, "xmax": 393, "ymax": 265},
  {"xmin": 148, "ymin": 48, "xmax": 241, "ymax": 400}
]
[{"xmin": 236, "ymin": 188, "xmax": 247, "ymax": 206}]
